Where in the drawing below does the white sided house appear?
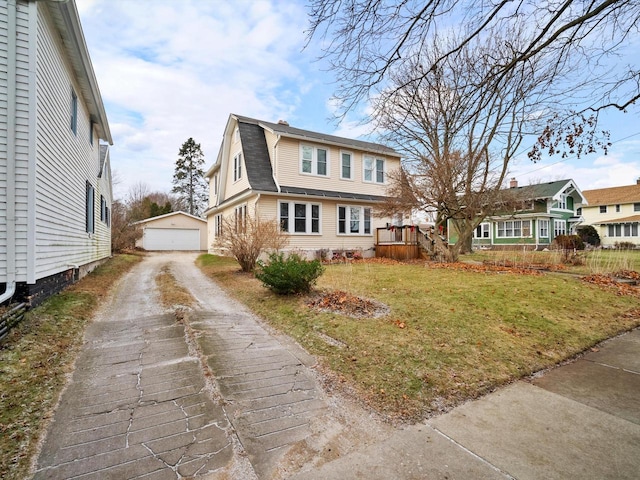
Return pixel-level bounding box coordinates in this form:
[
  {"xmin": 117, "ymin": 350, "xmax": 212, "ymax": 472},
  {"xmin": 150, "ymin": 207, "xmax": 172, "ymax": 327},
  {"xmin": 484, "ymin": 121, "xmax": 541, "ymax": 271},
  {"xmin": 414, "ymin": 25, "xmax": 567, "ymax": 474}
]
[
  {"xmin": 205, "ymin": 114, "xmax": 404, "ymax": 259},
  {"xmin": 134, "ymin": 212, "xmax": 208, "ymax": 251},
  {"xmin": 1, "ymin": 0, "xmax": 113, "ymax": 306}
]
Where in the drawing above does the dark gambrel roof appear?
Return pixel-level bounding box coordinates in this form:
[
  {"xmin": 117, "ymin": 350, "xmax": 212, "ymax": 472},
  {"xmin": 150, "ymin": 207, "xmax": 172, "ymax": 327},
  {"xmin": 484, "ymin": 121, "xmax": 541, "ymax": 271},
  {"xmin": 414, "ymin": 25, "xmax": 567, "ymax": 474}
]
[
  {"xmin": 234, "ymin": 114, "xmax": 399, "ymax": 157},
  {"xmin": 237, "ymin": 121, "xmax": 278, "ymax": 192},
  {"xmin": 279, "ymin": 186, "xmax": 385, "ymax": 202}
]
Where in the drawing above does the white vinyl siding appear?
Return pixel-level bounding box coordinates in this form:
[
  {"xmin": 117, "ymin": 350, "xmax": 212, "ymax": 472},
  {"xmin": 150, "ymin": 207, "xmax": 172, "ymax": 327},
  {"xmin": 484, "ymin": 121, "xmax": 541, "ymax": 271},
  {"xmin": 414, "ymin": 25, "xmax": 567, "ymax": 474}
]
[{"xmin": 33, "ymin": 5, "xmax": 111, "ymax": 279}]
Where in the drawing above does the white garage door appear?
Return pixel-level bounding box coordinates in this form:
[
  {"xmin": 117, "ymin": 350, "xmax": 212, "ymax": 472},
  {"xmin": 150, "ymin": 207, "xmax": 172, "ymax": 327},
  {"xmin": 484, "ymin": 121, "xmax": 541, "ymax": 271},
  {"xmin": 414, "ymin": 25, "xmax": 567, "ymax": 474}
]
[{"xmin": 143, "ymin": 228, "xmax": 201, "ymax": 251}]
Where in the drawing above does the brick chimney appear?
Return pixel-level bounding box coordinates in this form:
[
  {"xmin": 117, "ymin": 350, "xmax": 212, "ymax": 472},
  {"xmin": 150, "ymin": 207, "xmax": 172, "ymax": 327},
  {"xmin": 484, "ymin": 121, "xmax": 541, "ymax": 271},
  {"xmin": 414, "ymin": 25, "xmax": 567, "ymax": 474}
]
[
  {"xmin": 637, "ymin": 178, "xmax": 640, "ymax": 185},
  {"xmin": 510, "ymin": 178, "xmax": 518, "ymax": 188}
]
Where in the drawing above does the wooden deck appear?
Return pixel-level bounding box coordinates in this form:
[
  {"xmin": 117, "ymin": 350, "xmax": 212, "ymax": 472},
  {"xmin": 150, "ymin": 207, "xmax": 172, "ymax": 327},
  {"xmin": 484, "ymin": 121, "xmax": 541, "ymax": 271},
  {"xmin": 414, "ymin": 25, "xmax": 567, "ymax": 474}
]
[{"xmin": 375, "ymin": 226, "xmax": 425, "ymax": 260}]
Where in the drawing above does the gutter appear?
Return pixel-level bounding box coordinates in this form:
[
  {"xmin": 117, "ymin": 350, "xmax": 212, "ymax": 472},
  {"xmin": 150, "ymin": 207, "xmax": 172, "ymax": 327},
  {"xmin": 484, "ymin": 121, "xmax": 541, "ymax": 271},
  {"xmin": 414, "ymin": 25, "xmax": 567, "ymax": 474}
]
[{"xmin": 1, "ymin": 0, "xmax": 18, "ymax": 304}]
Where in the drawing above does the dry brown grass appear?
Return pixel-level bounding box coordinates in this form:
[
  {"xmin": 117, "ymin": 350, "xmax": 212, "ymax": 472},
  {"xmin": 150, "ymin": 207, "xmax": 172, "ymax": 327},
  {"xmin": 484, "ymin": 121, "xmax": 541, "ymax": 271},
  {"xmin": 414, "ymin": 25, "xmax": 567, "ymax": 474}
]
[{"xmin": 155, "ymin": 265, "xmax": 196, "ymax": 309}]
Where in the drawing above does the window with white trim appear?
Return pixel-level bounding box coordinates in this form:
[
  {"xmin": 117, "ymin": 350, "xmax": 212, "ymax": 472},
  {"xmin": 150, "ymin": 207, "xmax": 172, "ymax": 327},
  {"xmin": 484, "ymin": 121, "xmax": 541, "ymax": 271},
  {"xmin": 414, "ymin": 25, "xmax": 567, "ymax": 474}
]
[
  {"xmin": 616, "ymin": 204, "xmax": 621, "ymax": 212},
  {"xmin": 234, "ymin": 127, "xmax": 240, "ymax": 143},
  {"xmin": 634, "ymin": 203, "xmax": 640, "ymax": 212},
  {"xmin": 363, "ymin": 156, "xmax": 385, "ymax": 183},
  {"xmin": 214, "ymin": 214, "xmax": 223, "ymax": 236},
  {"xmin": 609, "ymin": 223, "xmax": 638, "ymax": 237},
  {"xmin": 554, "ymin": 219, "xmax": 566, "ymax": 236},
  {"xmin": 337, "ymin": 206, "xmax": 372, "ymax": 235},
  {"xmin": 234, "ymin": 205, "xmax": 247, "ymax": 233},
  {"xmin": 213, "ymin": 173, "xmax": 219, "ymax": 195},
  {"xmin": 599, "ymin": 205, "xmax": 607, "ymax": 213},
  {"xmin": 341, "ymin": 151, "xmax": 353, "ymax": 180},
  {"xmin": 301, "ymin": 145, "xmax": 329, "ymax": 176},
  {"xmin": 474, "ymin": 223, "xmax": 490, "ymax": 238},
  {"xmin": 279, "ymin": 201, "xmax": 320, "ymax": 234},
  {"xmin": 233, "ymin": 153, "xmax": 243, "ymax": 182},
  {"xmin": 496, "ymin": 220, "xmax": 531, "ymax": 238},
  {"xmin": 539, "ymin": 219, "xmax": 549, "ymax": 238}
]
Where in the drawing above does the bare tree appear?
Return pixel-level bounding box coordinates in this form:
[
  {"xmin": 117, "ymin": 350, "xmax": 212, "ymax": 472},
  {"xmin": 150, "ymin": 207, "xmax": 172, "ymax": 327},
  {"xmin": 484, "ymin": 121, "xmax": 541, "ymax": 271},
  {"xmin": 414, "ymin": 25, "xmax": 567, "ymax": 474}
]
[
  {"xmin": 308, "ymin": 0, "xmax": 639, "ymax": 148},
  {"xmin": 218, "ymin": 214, "xmax": 289, "ymax": 272},
  {"xmin": 375, "ymin": 30, "xmax": 553, "ymax": 260}
]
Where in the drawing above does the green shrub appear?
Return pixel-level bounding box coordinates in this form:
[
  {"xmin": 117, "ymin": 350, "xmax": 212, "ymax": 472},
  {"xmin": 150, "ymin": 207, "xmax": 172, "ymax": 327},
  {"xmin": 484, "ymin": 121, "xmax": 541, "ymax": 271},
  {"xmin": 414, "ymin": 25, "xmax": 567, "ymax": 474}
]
[{"xmin": 255, "ymin": 252, "xmax": 324, "ymax": 295}]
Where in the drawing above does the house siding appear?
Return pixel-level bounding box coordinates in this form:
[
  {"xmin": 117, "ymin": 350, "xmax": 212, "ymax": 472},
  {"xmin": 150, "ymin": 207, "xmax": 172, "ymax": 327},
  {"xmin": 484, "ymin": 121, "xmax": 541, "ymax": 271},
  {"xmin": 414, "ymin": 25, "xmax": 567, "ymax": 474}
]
[
  {"xmin": 33, "ymin": 5, "xmax": 110, "ymax": 280},
  {"xmin": 0, "ymin": 2, "xmax": 9, "ymax": 278},
  {"xmin": 274, "ymin": 136, "xmax": 400, "ymax": 196},
  {"xmin": 0, "ymin": 0, "xmax": 33, "ymax": 283}
]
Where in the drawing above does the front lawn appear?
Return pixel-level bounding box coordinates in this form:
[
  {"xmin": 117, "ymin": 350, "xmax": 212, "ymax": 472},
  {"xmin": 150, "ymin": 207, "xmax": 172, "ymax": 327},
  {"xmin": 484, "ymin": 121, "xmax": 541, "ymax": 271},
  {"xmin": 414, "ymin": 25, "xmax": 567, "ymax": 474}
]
[{"xmin": 197, "ymin": 254, "xmax": 640, "ymax": 422}]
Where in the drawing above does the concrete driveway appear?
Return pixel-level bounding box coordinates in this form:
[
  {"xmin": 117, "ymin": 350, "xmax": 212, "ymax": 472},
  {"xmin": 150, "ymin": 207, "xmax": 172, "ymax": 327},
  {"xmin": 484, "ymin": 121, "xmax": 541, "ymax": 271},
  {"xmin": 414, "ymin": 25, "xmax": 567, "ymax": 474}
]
[{"xmin": 32, "ymin": 253, "xmax": 388, "ymax": 479}]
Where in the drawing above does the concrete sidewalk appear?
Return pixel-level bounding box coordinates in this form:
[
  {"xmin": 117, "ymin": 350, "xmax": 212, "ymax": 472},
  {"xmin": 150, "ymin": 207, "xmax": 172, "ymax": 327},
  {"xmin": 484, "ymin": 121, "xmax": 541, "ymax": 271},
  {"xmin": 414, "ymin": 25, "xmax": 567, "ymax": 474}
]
[{"xmin": 292, "ymin": 329, "xmax": 640, "ymax": 479}]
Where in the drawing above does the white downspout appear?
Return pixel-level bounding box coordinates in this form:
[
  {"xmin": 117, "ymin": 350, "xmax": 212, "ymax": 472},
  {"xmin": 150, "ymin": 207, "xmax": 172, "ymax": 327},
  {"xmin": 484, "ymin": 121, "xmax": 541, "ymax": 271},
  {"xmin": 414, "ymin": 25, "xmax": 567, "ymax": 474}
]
[{"xmin": 1, "ymin": 0, "xmax": 18, "ymax": 304}]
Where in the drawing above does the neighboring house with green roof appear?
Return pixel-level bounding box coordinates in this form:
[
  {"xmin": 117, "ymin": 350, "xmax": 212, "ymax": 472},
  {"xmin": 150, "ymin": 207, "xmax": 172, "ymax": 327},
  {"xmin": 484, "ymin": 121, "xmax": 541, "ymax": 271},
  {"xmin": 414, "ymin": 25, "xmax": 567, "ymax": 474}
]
[
  {"xmin": 204, "ymin": 114, "xmax": 404, "ymax": 258},
  {"xmin": 450, "ymin": 178, "xmax": 587, "ymax": 251},
  {"xmin": 581, "ymin": 181, "xmax": 640, "ymax": 248}
]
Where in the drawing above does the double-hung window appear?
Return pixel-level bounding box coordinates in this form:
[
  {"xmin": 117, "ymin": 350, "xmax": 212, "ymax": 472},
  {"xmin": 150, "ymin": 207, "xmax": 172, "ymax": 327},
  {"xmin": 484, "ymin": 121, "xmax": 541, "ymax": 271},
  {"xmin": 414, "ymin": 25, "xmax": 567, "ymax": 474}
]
[
  {"xmin": 634, "ymin": 203, "xmax": 640, "ymax": 212},
  {"xmin": 279, "ymin": 201, "xmax": 320, "ymax": 234},
  {"xmin": 363, "ymin": 156, "xmax": 385, "ymax": 183},
  {"xmin": 337, "ymin": 206, "xmax": 372, "ymax": 235},
  {"xmin": 214, "ymin": 214, "xmax": 223, "ymax": 236},
  {"xmin": 233, "ymin": 153, "xmax": 243, "ymax": 182},
  {"xmin": 340, "ymin": 151, "xmax": 353, "ymax": 180},
  {"xmin": 554, "ymin": 219, "xmax": 566, "ymax": 236},
  {"xmin": 539, "ymin": 219, "xmax": 549, "ymax": 238},
  {"xmin": 301, "ymin": 145, "xmax": 328, "ymax": 176},
  {"xmin": 496, "ymin": 220, "xmax": 531, "ymax": 238},
  {"xmin": 600, "ymin": 205, "xmax": 607, "ymax": 213}
]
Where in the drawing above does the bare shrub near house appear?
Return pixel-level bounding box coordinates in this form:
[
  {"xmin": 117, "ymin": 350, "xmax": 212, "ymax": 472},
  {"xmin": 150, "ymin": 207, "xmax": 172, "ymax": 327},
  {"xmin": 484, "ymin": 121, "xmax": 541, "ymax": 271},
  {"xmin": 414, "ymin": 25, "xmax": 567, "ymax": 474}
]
[{"xmin": 219, "ymin": 215, "xmax": 288, "ymax": 272}]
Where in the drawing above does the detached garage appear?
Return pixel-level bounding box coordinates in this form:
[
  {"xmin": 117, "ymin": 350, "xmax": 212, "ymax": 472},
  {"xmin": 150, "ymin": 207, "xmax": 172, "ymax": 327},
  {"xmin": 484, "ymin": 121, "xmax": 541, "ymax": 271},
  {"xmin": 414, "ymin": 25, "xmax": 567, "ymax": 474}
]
[{"xmin": 134, "ymin": 212, "xmax": 207, "ymax": 251}]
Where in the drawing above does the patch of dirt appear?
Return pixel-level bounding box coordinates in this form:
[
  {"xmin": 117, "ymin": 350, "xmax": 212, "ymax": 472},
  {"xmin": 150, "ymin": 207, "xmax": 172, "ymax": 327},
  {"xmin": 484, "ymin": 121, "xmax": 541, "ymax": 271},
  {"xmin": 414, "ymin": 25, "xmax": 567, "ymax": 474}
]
[{"xmin": 307, "ymin": 290, "xmax": 390, "ymax": 318}]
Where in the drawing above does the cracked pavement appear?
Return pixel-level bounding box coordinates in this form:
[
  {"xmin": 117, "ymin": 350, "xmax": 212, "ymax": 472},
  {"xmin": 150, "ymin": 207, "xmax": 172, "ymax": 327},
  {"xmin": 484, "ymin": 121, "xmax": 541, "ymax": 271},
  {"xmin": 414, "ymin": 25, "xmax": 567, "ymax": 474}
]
[{"xmin": 33, "ymin": 252, "xmax": 388, "ymax": 479}]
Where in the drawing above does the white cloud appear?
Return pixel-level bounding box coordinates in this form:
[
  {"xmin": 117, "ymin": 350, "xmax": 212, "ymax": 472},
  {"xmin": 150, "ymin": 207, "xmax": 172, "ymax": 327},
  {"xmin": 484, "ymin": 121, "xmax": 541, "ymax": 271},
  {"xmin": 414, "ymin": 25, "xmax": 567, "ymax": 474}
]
[{"xmin": 77, "ymin": 0, "xmax": 313, "ymax": 199}]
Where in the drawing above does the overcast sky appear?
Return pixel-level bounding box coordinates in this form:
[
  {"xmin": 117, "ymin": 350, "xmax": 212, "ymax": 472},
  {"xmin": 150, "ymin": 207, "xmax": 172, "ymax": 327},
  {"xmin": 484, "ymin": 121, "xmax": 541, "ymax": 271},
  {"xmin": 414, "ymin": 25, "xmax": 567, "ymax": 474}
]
[{"xmin": 76, "ymin": 0, "xmax": 640, "ymax": 200}]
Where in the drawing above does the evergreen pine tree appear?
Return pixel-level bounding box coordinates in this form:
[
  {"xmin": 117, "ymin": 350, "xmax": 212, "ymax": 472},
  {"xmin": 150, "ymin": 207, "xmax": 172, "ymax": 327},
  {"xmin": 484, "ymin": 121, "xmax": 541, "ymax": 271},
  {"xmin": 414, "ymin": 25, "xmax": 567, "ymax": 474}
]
[{"xmin": 172, "ymin": 138, "xmax": 208, "ymax": 216}]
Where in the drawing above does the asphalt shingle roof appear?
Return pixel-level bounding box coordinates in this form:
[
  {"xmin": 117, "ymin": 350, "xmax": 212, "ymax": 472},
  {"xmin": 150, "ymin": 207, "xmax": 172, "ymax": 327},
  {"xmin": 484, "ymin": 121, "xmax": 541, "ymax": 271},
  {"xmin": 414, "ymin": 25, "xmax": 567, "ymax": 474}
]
[
  {"xmin": 234, "ymin": 114, "xmax": 399, "ymax": 157},
  {"xmin": 237, "ymin": 121, "xmax": 278, "ymax": 192},
  {"xmin": 506, "ymin": 179, "xmax": 574, "ymax": 199},
  {"xmin": 583, "ymin": 183, "xmax": 640, "ymax": 206}
]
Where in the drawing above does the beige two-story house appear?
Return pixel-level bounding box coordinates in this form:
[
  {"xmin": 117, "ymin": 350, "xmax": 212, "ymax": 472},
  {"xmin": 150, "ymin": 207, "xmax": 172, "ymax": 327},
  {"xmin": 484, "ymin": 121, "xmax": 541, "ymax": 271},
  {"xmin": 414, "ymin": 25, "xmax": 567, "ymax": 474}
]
[
  {"xmin": 204, "ymin": 114, "xmax": 403, "ymax": 258},
  {"xmin": 582, "ymin": 180, "xmax": 640, "ymax": 248}
]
